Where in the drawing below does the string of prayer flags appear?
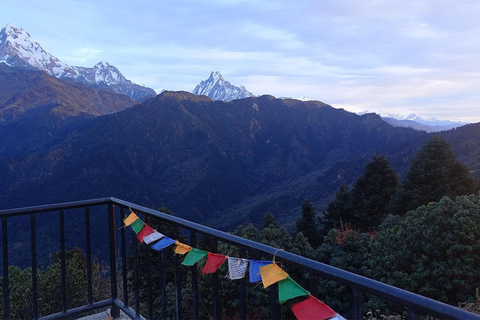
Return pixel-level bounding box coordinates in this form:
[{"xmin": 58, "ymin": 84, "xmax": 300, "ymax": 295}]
[
  {"xmin": 130, "ymin": 219, "xmax": 145, "ymax": 234},
  {"xmin": 137, "ymin": 225, "xmax": 155, "ymax": 243},
  {"xmin": 124, "ymin": 212, "xmax": 139, "ymax": 226},
  {"xmin": 278, "ymin": 277, "xmax": 310, "ymax": 303},
  {"xmin": 202, "ymin": 253, "xmax": 227, "ymax": 274},
  {"xmin": 260, "ymin": 263, "xmax": 289, "ymax": 288},
  {"xmin": 249, "ymin": 260, "xmax": 272, "ymax": 282},
  {"xmin": 291, "ymin": 296, "xmax": 340, "ymax": 320},
  {"xmin": 174, "ymin": 241, "xmax": 192, "ymax": 255},
  {"xmin": 181, "ymin": 248, "xmax": 208, "ymax": 266},
  {"xmin": 143, "ymin": 231, "xmax": 165, "ymax": 245},
  {"xmin": 151, "ymin": 236, "xmax": 175, "ymax": 251},
  {"xmin": 227, "ymin": 257, "xmax": 248, "ymax": 280}
]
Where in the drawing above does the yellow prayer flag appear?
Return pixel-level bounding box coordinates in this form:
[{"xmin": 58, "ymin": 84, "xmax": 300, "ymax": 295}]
[
  {"xmin": 124, "ymin": 212, "xmax": 139, "ymax": 226},
  {"xmin": 174, "ymin": 241, "xmax": 192, "ymax": 255},
  {"xmin": 260, "ymin": 263, "xmax": 288, "ymax": 288}
]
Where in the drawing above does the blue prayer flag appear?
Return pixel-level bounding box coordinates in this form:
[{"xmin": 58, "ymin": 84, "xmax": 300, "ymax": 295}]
[
  {"xmin": 249, "ymin": 260, "xmax": 273, "ymax": 282},
  {"xmin": 151, "ymin": 237, "xmax": 175, "ymax": 251}
]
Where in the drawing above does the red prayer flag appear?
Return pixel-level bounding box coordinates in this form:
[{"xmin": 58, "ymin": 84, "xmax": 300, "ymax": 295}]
[
  {"xmin": 291, "ymin": 296, "xmax": 337, "ymax": 320},
  {"xmin": 137, "ymin": 225, "xmax": 155, "ymax": 243},
  {"xmin": 202, "ymin": 253, "xmax": 227, "ymax": 274}
]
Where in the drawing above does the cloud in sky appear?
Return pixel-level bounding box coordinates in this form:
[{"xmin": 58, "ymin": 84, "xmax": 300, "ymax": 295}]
[{"xmin": 3, "ymin": 0, "xmax": 480, "ymax": 122}]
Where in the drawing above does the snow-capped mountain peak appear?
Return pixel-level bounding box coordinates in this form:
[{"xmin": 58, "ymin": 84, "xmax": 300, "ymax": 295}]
[
  {"xmin": 0, "ymin": 23, "xmax": 78, "ymax": 78},
  {"xmin": 193, "ymin": 71, "xmax": 253, "ymax": 102},
  {"xmin": 0, "ymin": 24, "xmax": 156, "ymax": 102}
]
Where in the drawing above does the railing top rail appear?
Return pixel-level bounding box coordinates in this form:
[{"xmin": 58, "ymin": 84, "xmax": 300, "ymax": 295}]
[
  {"xmin": 0, "ymin": 198, "xmax": 112, "ymax": 218},
  {"xmin": 111, "ymin": 197, "xmax": 480, "ymax": 320}
]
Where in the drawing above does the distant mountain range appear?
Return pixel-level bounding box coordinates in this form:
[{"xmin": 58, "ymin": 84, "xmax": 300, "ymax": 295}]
[
  {"xmin": 360, "ymin": 110, "xmax": 468, "ymax": 132},
  {"xmin": 0, "ymin": 24, "xmax": 156, "ymax": 102},
  {"xmin": 193, "ymin": 71, "xmax": 253, "ymax": 101}
]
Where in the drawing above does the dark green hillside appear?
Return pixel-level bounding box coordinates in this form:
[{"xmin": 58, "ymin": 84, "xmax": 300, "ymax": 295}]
[{"xmin": 0, "ymin": 91, "xmax": 427, "ymax": 227}]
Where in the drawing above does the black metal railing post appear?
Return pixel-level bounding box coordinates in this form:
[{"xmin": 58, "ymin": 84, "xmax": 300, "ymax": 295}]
[
  {"xmin": 189, "ymin": 230, "xmax": 199, "ymax": 320},
  {"xmin": 2, "ymin": 217, "xmax": 10, "ymax": 320},
  {"xmin": 85, "ymin": 206, "xmax": 93, "ymax": 305},
  {"xmin": 108, "ymin": 203, "xmax": 119, "ymax": 318},
  {"xmin": 120, "ymin": 207, "xmax": 129, "ymax": 307},
  {"xmin": 60, "ymin": 210, "xmax": 67, "ymax": 313},
  {"xmin": 173, "ymin": 226, "xmax": 182, "ymax": 320},
  {"xmin": 158, "ymin": 224, "xmax": 167, "ymax": 320},
  {"xmin": 31, "ymin": 213, "xmax": 39, "ymax": 319},
  {"xmin": 210, "ymin": 238, "xmax": 220, "ymax": 319},
  {"xmin": 351, "ymin": 287, "xmax": 364, "ymax": 320},
  {"xmin": 146, "ymin": 241, "xmax": 153, "ymax": 320},
  {"xmin": 238, "ymin": 248, "xmax": 247, "ymax": 320}
]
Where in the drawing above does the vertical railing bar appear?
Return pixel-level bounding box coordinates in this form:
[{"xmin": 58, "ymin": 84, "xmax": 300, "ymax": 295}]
[
  {"xmin": 159, "ymin": 223, "xmax": 167, "ymax": 320},
  {"xmin": 147, "ymin": 241, "xmax": 153, "ymax": 320},
  {"xmin": 351, "ymin": 287, "xmax": 364, "ymax": 320},
  {"xmin": 238, "ymin": 248, "xmax": 247, "ymax": 320},
  {"xmin": 2, "ymin": 217, "xmax": 10, "ymax": 320},
  {"xmin": 120, "ymin": 207, "xmax": 129, "ymax": 307},
  {"xmin": 308, "ymin": 272, "xmax": 319, "ymax": 298},
  {"xmin": 85, "ymin": 206, "xmax": 93, "ymax": 305},
  {"xmin": 133, "ymin": 230, "xmax": 140, "ymax": 316},
  {"xmin": 60, "ymin": 210, "xmax": 67, "ymax": 312},
  {"xmin": 173, "ymin": 225, "xmax": 182, "ymax": 320},
  {"xmin": 210, "ymin": 237, "xmax": 220, "ymax": 320},
  {"xmin": 408, "ymin": 308, "xmax": 419, "ymax": 320},
  {"xmin": 108, "ymin": 203, "xmax": 119, "ymax": 318},
  {"xmin": 269, "ymin": 283, "xmax": 281, "ymax": 320},
  {"xmin": 31, "ymin": 213, "xmax": 39, "ymax": 319},
  {"xmin": 190, "ymin": 229, "xmax": 199, "ymax": 320}
]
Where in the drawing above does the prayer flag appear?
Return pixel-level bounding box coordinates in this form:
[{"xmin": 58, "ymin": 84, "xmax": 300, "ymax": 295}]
[
  {"xmin": 202, "ymin": 253, "xmax": 227, "ymax": 274},
  {"xmin": 174, "ymin": 241, "xmax": 192, "ymax": 255},
  {"xmin": 137, "ymin": 225, "xmax": 154, "ymax": 243},
  {"xmin": 291, "ymin": 296, "xmax": 338, "ymax": 320},
  {"xmin": 124, "ymin": 212, "xmax": 139, "ymax": 226},
  {"xmin": 260, "ymin": 263, "xmax": 288, "ymax": 288},
  {"xmin": 227, "ymin": 257, "xmax": 248, "ymax": 280},
  {"xmin": 143, "ymin": 231, "xmax": 165, "ymax": 244},
  {"xmin": 249, "ymin": 260, "xmax": 272, "ymax": 282},
  {"xmin": 130, "ymin": 219, "xmax": 145, "ymax": 234},
  {"xmin": 151, "ymin": 237, "xmax": 175, "ymax": 251},
  {"xmin": 181, "ymin": 248, "xmax": 207, "ymax": 266},
  {"xmin": 278, "ymin": 277, "xmax": 309, "ymax": 303}
]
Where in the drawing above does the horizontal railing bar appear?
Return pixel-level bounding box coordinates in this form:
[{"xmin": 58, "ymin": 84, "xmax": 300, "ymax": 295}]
[
  {"xmin": 38, "ymin": 299, "xmax": 113, "ymax": 320},
  {"xmin": 113, "ymin": 299, "xmax": 143, "ymax": 320},
  {"xmin": 0, "ymin": 198, "xmax": 112, "ymax": 218},
  {"xmin": 111, "ymin": 197, "xmax": 480, "ymax": 320}
]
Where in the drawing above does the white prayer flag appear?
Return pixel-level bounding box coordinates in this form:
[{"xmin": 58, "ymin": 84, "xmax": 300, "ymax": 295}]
[
  {"xmin": 143, "ymin": 231, "xmax": 165, "ymax": 244},
  {"xmin": 227, "ymin": 257, "xmax": 248, "ymax": 280}
]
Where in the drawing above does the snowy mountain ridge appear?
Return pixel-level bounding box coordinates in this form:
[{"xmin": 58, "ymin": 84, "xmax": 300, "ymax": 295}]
[
  {"xmin": 0, "ymin": 24, "xmax": 155, "ymax": 101},
  {"xmin": 193, "ymin": 71, "xmax": 253, "ymax": 102},
  {"xmin": 359, "ymin": 109, "xmax": 468, "ymax": 132}
]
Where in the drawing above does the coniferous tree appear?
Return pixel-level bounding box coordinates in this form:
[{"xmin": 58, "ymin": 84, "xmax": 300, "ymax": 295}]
[
  {"xmin": 390, "ymin": 136, "xmax": 476, "ymax": 215},
  {"xmin": 296, "ymin": 199, "xmax": 321, "ymax": 247},
  {"xmin": 349, "ymin": 155, "xmax": 398, "ymax": 230},
  {"xmin": 320, "ymin": 183, "xmax": 352, "ymax": 234}
]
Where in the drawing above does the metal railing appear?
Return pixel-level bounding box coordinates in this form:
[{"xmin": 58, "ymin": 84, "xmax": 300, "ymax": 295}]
[{"xmin": 1, "ymin": 197, "xmax": 479, "ymax": 320}]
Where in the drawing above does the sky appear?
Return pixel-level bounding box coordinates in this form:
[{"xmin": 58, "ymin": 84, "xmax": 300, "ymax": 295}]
[{"xmin": 3, "ymin": 0, "xmax": 480, "ymax": 122}]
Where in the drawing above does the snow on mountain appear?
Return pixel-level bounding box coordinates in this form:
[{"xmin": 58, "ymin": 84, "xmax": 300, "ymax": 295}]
[
  {"xmin": 0, "ymin": 24, "xmax": 155, "ymax": 102},
  {"xmin": 360, "ymin": 109, "xmax": 468, "ymax": 132},
  {"xmin": 0, "ymin": 24, "xmax": 78, "ymax": 78},
  {"xmin": 193, "ymin": 71, "xmax": 253, "ymax": 102}
]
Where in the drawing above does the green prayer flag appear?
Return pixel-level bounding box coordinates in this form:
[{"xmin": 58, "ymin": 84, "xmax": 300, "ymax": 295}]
[
  {"xmin": 181, "ymin": 248, "xmax": 208, "ymax": 266},
  {"xmin": 278, "ymin": 277, "xmax": 310, "ymax": 303},
  {"xmin": 130, "ymin": 219, "xmax": 145, "ymax": 234}
]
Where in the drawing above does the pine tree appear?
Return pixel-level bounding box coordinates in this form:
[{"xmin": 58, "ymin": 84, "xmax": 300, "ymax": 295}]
[
  {"xmin": 390, "ymin": 136, "xmax": 476, "ymax": 215},
  {"xmin": 295, "ymin": 199, "xmax": 321, "ymax": 247},
  {"xmin": 320, "ymin": 183, "xmax": 352, "ymax": 234},
  {"xmin": 349, "ymin": 155, "xmax": 398, "ymax": 230}
]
